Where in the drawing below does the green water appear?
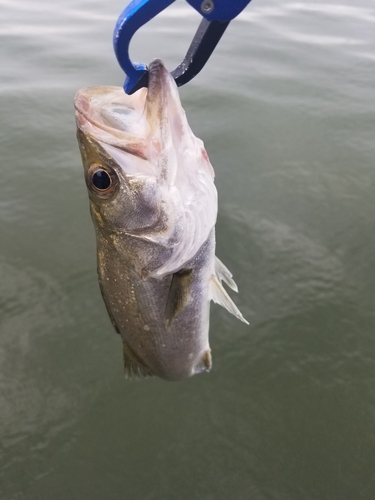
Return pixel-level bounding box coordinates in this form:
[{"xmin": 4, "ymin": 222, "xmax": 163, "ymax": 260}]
[{"xmin": 1, "ymin": 0, "xmax": 375, "ymax": 498}]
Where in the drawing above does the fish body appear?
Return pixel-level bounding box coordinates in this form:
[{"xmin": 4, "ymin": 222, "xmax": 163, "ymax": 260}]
[{"xmin": 75, "ymin": 60, "xmax": 247, "ymax": 381}]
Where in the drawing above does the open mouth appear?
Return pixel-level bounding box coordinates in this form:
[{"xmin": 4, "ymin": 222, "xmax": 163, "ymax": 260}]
[
  {"xmin": 74, "ymin": 86, "xmax": 151, "ymax": 161},
  {"xmin": 100, "ymin": 104, "xmax": 140, "ymax": 131},
  {"xmin": 74, "ymin": 59, "xmax": 172, "ymax": 145},
  {"xmin": 75, "ymin": 87, "xmax": 147, "ymax": 135}
]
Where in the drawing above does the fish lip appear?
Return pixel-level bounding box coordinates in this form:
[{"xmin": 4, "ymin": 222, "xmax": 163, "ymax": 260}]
[{"xmin": 147, "ymin": 59, "xmax": 169, "ymax": 98}]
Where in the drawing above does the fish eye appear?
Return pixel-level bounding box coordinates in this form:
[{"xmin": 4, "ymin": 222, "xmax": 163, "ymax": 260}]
[
  {"xmin": 93, "ymin": 169, "xmax": 111, "ymax": 190},
  {"xmin": 87, "ymin": 163, "xmax": 119, "ymax": 199}
]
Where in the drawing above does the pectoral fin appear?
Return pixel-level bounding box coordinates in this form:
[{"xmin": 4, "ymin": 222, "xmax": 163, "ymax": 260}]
[{"xmin": 164, "ymin": 268, "xmax": 193, "ymax": 328}]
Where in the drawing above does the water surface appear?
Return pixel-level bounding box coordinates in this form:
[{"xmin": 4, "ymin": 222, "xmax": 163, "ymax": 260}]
[{"xmin": 1, "ymin": 0, "xmax": 375, "ymax": 498}]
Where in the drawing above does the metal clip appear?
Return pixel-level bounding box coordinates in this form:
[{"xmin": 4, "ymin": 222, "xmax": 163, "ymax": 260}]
[{"xmin": 113, "ymin": 0, "xmax": 252, "ymax": 94}]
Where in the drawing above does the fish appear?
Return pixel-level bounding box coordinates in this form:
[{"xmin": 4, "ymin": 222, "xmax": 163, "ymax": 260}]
[{"xmin": 74, "ymin": 59, "xmax": 248, "ymax": 381}]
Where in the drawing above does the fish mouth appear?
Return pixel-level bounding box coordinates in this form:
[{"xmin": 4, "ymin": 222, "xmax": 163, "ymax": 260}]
[
  {"xmin": 74, "ymin": 59, "xmax": 174, "ymax": 158},
  {"xmin": 74, "ymin": 85, "xmax": 150, "ymax": 160}
]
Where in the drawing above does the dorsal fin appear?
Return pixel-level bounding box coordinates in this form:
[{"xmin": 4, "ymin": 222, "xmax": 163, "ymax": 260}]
[
  {"xmin": 164, "ymin": 268, "xmax": 193, "ymax": 328},
  {"xmin": 215, "ymin": 256, "xmax": 238, "ymax": 292},
  {"xmin": 122, "ymin": 342, "xmax": 154, "ymax": 379},
  {"xmin": 209, "ymin": 258, "xmax": 249, "ymax": 325}
]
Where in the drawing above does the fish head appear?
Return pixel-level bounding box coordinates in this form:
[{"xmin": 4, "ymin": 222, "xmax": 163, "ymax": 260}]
[{"xmin": 75, "ymin": 60, "xmax": 217, "ymax": 278}]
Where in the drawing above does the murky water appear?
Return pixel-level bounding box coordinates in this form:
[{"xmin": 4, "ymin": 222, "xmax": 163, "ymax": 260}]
[{"xmin": 1, "ymin": 0, "xmax": 375, "ymax": 498}]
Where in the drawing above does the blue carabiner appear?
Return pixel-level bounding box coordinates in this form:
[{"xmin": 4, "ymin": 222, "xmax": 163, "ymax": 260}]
[{"xmin": 113, "ymin": 0, "xmax": 252, "ymax": 94}]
